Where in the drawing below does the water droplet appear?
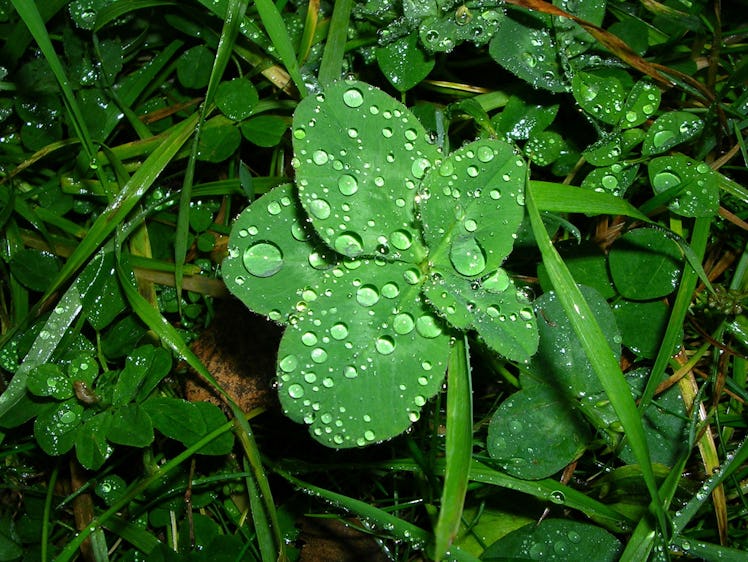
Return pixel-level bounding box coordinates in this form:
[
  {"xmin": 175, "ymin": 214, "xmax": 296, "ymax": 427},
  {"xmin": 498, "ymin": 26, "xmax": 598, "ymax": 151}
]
[
  {"xmin": 381, "ymin": 282, "xmax": 400, "ymax": 298},
  {"xmin": 404, "ymin": 128, "xmax": 418, "ymax": 141},
  {"xmin": 293, "ymin": 128, "xmax": 306, "ymax": 139},
  {"xmin": 549, "ymin": 490, "xmax": 565, "ymax": 504},
  {"xmin": 334, "ymin": 232, "xmax": 364, "ymax": 256},
  {"xmin": 411, "ymin": 158, "xmax": 431, "ymax": 179},
  {"xmin": 337, "ymin": 174, "xmax": 358, "ymax": 195},
  {"xmin": 389, "ymin": 229, "xmax": 413, "ymax": 251},
  {"xmin": 652, "ymin": 129, "xmax": 675, "ymax": 148},
  {"xmin": 464, "ymin": 219, "xmax": 477, "ymax": 232},
  {"xmin": 394, "ymin": 313, "xmax": 415, "ymax": 334},
  {"xmin": 652, "ymin": 171, "xmax": 680, "ymax": 190},
  {"xmin": 330, "ymin": 323, "xmax": 349, "ymax": 340},
  {"xmin": 450, "ymin": 236, "xmax": 487, "ymax": 276},
  {"xmin": 301, "ymin": 331, "xmax": 318, "ymax": 346},
  {"xmin": 287, "ymin": 383, "xmax": 305, "ymax": 399},
  {"xmin": 489, "ymin": 189, "xmax": 501, "ymax": 200},
  {"xmin": 243, "ymin": 242, "xmax": 284, "ymax": 277},
  {"xmin": 267, "ymin": 201, "xmax": 282, "ymax": 215},
  {"xmin": 304, "ymin": 372, "xmax": 317, "ymax": 383},
  {"xmin": 375, "ymin": 336, "xmax": 396, "ymax": 355},
  {"xmin": 477, "ymin": 145, "xmax": 494, "ymax": 162},
  {"xmin": 344, "ymin": 365, "xmax": 357, "ymax": 378},
  {"xmin": 414, "ymin": 395, "xmax": 426, "ymax": 406},
  {"xmin": 356, "ymin": 285, "xmax": 380, "ymax": 306},
  {"xmin": 309, "ymin": 199, "xmax": 331, "ymax": 219},
  {"xmin": 416, "ymin": 315, "xmax": 442, "ymax": 338},
  {"xmin": 403, "ymin": 268, "xmax": 422, "ymax": 285},
  {"xmin": 342, "ymin": 87, "xmax": 364, "ymax": 108},
  {"xmin": 347, "ymin": 128, "xmax": 358, "ymax": 138},
  {"xmin": 312, "ymin": 150, "xmax": 328, "ymax": 165},
  {"xmin": 567, "ymin": 531, "xmax": 581, "ymax": 544},
  {"xmin": 311, "ymin": 348, "xmax": 328, "ymax": 363},
  {"xmin": 466, "ymin": 165, "xmax": 479, "ymax": 177},
  {"xmin": 602, "ymin": 174, "xmax": 618, "ymax": 189},
  {"xmin": 279, "ymin": 354, "xmax": 298, "ymax": 372}
]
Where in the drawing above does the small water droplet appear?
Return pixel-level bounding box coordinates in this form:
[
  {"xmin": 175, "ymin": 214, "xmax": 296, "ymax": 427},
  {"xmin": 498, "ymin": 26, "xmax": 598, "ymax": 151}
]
[
  {"xmin": 381, "ymin": 282, "xmax": 400, "ymax": 298},
  {"xmin": 344, "ymin": 365, "xmax": 357, "ymax": 378},
  {"xmin": 312, "ymin": 150, "xmax": 328, "ymax": 165},
  {"xmin": 243, "ymin": 242, "xmax": 284, "ymax": 277},
  {"xmin": 403, "ymin": 268, "xmax": 422, "ymax": 284},
  {"xmin": 394, "ymin": 313, "xmax": 415, "ymax": 334},
  {"xmin": 390, "ymin": 229, "xmax": 413, "ymax": 250},
  {"xmin": 652, "ymin": 129, "xmax": 675, "ymax": 148},
  {"xmin": 653, "ymin": 171, "xmax": 680, "ymax": 190},
  {"xmin": 466, "ymin": 165, "xmax": 479, "ymax": 177},
  {"xmin": 311, "ymin": 348, "xmax": 328, "ymax": 363},
  {"xmin": 549, "ymin": 490, "xmax": 565, "ymax": 504},
  {"xmin": 375, "ymin": 336, "xmax": 396, "ymax": 354},
  {"xmin": 464, "ymin": 219, "xmax": 478, "ymax": 232},
  {"xmin": 404, "ymin": 128, "xmax": 418, "ymax": 141}
]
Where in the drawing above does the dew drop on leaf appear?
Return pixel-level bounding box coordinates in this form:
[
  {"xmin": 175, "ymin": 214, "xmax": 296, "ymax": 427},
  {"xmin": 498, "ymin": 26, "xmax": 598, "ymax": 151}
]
[
  {"xmin": 279, "ymin": 354, "xmax": 298, "ymax": 372},
  {"xmin": 330, "ymin": 322, "xmax": 349, "ymax": 340},
  {"xmin": 381, "ymin": 282, "xmax": 400, "ymax": 298},
  {"xmin": 287, "ymin": 384, "xmax": 305, "ymax": 399},
  {"xmin": 242, "ymin": 242, "xmax": 283, "ymax": 278},
  {"xmin": 344, "ymin": 365, "xmax": 358, "ymax": 378},
  {"xmin": 449, "ymin": 236, "xmax": 487, "ymax": 276},
  {"xmin": 311, "ymin": 348, "xmax": 328, "ymax": 363},
  {"xmin": 356, "ymin": 285, "xmax": 380, "ymax": 306},
  {"xmin": 337, "ymin": 174, "xmax": 358, "ymax": 195},
  {"xmin": 342, "ymin": 87, "xmax": 364, "ymax": 108},
  {"xmin": 394, "ymin": 313, "xmax": 415, "ymax": 334},
  {"xmin": 301, "ymin": 331, "xmax": 318, "ymax": 346},
  {"xmin": 334, "ymin": 232, "xmax": 364, "ymax": 256},
  {"xmin": 390, "ymin": 229, "xmax": 413, "ymax": 250},
  {"xmin": 375, "ymin": 336, "xmax": 396, "ymax": 355},
  {"xmin": 416, "ymin": 315, "xmax": 443, "ymax": 338},
  {"xmin": 308, "ymin": 199, "xmax": 331, "ymax": 219}
]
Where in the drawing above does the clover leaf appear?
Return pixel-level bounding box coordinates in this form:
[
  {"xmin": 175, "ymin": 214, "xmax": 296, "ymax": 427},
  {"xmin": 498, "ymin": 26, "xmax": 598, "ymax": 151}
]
[{"xmin": 224, "ymin": 80, "xmax": 538, "ymax": 448}]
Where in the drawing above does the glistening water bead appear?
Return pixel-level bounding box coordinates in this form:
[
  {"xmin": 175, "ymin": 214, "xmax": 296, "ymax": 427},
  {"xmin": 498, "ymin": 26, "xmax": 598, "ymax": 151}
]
[{"xmin": 243, "ymin": 242, "xmax": 283, "ymax": 278}]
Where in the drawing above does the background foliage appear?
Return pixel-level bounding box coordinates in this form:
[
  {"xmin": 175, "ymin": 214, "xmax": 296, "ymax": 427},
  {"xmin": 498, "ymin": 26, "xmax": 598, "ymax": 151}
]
[{"xmin": 1, "ymin": 0, "xmax": 748, "ymax": 561}]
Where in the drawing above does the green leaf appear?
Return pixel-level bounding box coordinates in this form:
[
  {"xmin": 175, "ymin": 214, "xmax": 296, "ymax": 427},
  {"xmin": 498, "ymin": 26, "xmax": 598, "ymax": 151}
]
[
  {"xmin": 276, "ymin": 259, "xmax": 451, "ymax": 448},
  {"xmin": 75, "ymin": 412, "xmax": 113, "ymax": 470},
  {"xmin": 77, "ymin": 250, "xmax": 126, "ymax": 330},
  {"xmin": 581, "ymin": 163, "xmax": 640, "ymax": 197},
  {"xmin": 34, "ymin": 400, "xmax": 83, "ymax": 455},
  {"xmin": 418, "ymin": 4, "xmax": 503, "ymax": 52},
  {"xmin": 619, "ymin": 80, "xmax": 661, "ymax": 129},
  {"xmin": 143, "ymin": 397, "xmax": 234, "ymax": 455},
  {"xmin": 524, "ymin": 131, "xmax": 564, "ymax": 166},
  {"xmin": 240, "ymin": 114, "xmax": 288, "ymax": 147},
  {"xmin": 612, "ymin": 300, "xmax": 672, "ymax": 358},
  {"xmin": 9, "ymin": 249, "xmax": 60, "ymax": 292},
  {"xmin": 292, "ymin": 80, "xmax": 438, "ymax": 261},
  {"xmin": 482, "ymin": 519, "xmax": 622, "ymax": 561},
  {"xmin": 197, "ymin": 116, "xmax": 241, "ymax": 162},
  {"xmin": 494, "ymin": 95, "xmax": 559, "ymax": 141},
  {"xmin": 27, "ymin": 364, "xmax": 73, "ymax": 400},
  {"xmin": 642, "ymin": 111, "xmax": 704, "ymax": 155},
  {"xmin": 107, "ymin": 403, "xmax": 154, "ymax": 447},
  {"xmin": 176, "ymin": 44, "xmax": 214, "ymax": 89},
  {"xmin": 420, "ymin": 139, "xmax": 527, "ymax": 278},
  {"xmin": 648, "ymin": 154, "xmax": 720, "ymax": 217},
  {"xmin": 423, "ymin": 268, "xmax": 538, "ymax": 362},
  {"xmin": 572, "ymin": 71, "xmax": 626, "ymax": 125},
  {"xmin": 490, "ymin": 8, "xmax": 566, "ymax": 93},
  {"xmin": 537, "ymin": 241, "xmax": 616, "ymax": 299},
  {"xmin": 222, "ymin": 183, "xmax": 336, "ymax": 323},
  {"xmin": 113, "ymin": 345, "xmax": 170, "ymax": 406},
  {"xmin": 608, "ymin": 228, "xmax": 683, "ymax": 300},
  {"xmin": 487, "ymin": 384, "xmax": 589, "ymax": 480},
  {"xmin": 376, "ymin": 32, "xmax": 435, "ymax": 92},
  {"xmin": 215, "ymin": 77, "xmax": 259, "ymax": 121}
]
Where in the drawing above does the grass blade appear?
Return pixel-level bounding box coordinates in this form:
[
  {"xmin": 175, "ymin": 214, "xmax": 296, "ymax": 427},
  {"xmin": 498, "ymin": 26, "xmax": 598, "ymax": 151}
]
[
  {"xmin": 253, "ymin": 0, "xmax": 306, "ymax": 94},
  {"xmin": 525, "ymin": 183, "xmax": 668, "ymax": 535},
  {"xmin": 434, "ymin": 336, "xmax": 473, "ymax": 561},
  {"xmin": 317, "ymin": 0, "xmax": 354, "ymax": 86}
]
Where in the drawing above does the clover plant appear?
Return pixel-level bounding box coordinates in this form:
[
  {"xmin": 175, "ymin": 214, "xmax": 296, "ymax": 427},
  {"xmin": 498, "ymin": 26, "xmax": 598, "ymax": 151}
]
[{"xmin": 224, "ymin": 80, "xmax": 538, "ymax": 447}]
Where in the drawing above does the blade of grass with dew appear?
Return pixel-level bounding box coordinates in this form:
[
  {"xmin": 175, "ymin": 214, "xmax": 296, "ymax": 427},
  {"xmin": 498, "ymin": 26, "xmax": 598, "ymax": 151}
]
[
  {"xmin": 54, "ymin": 419, "xmax": 236, "ymax": 562},
  {"xmin": 297, "ymin": 0, "xmax": 320, "ymax": 64},
  {"xmin": 253, "ymin": 0, "xmax": 306, "ymax": 94},
  {"xmin": 114, "ymin": 253, "xmax": 284, "ymax": 560},
  {"xmin": 93, "ymin": 0, "xmax": 179, "ymax": 31},
  {"xmin": 317, "ymin": 0, "xmax": 354, "ymax": 86},
  {"xmin": 275, "ymin": 468, "xmax": 482, "ymax": 562},
  {"xmin": 637, "ymin": 218, "xmax": 711, "ymax": 411},
  {"xmin": 525, "ymin": 183, "xmax": 668, "ymax": 536},
  {"xmin": 0, "ymin": 281, "xmax": 83, "ymax": 418},
  {"xmin": 435, "ymin": 335, "xmax": 473, "ymax": 561},
  {"xmin": 384, "ymin": 459, "xmax": 632, "ymax": 533},
  {"xmin": 0, "ymin": 0, "xmax": 68, "ymax": 69},
  {"xmin": 41, "ymin": 465, "xmax": 58, "ymax": 562},
  {"xmin": 38, "ymin": 111, "xmax": 199, "ymax": 306},
  {"xmin": 174, "ymin": 0, "xmax": 246, "ymax": 303}
]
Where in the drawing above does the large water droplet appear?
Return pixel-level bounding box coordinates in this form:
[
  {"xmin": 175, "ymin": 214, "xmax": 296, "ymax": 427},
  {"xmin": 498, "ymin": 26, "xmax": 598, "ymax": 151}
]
[
  {"xmin": 450, "ymin": 236, "xmax": 487, "ymax": 276},
  {"xmin": 311, "ymin": 348, "xmax": 328, "ymax": 363},
  {"xmin": 312, "ymin": 150, "xmax": 328, "ymax": 165},
  {"xmin": 334, "ymin": 232, "xmax": 364, "ymax": 256},
  {"xmin": 309, "ymin": 199, "xmax": 331, "ymax": 219},
  {"xmin": 375, "ymin": 336, "xmax": 396, "ymax": 354},
  {"xmin": 394, "ymin": 313, "xmax": 415, "ymax": 334},
  {"xmin": 652, "ymin": 171, "xmax": 680, "ymax": 190},
  {"xmin": 356, "ymin": 285, "xmax": 380, "ymax": 306},
  {"xmin": 301, "ymin": 331, "xmax": 318, "ymax": 346},
  {"xmin": 381, "ymin": 282, "xmax": 399, "ymax": 298},
  {"xmin": 279, "ymin": 354, "xmax": 298, "ymax": 372},
  {"xmin": 482, "ymin": 269, "xmax": 510, "ymax": 293},
  {"xmin": 652, "ymin": 129, "xmax": 675, "ymax": 148},
  {"xmin": 403, "ymin": 268, "xmax": 422, "ymax": 285},
  {"xmin": 390, "ymin": 229, "xmax": 413, "ymax": 250},
  {"xmin": 338, "ymin": 174, "xmax": 358, "ymax": 195},
  {"xmin": 243, "ymin": 242, "xmax": 284, "ymax": 277},
  {"xmin": 416, "ymin": 315, "xmax": 442, "ymax": 338},
  {"xmin": 411, "ymin": 158, "xmax": 431, "ymax": 179},
  {"xmin": 330, "ymin": 322, "xmax": 349, "ymax": 340},
  {"xmin": 477, "ymin": 145, "xmax": 495, "ymax": 162},
  {"xmin": 344, "ymin": 365, "xmax": 358, "ymax": 378},
  {"xmin": 342, "ymin": 87, "xmax": 364, "ymax": 108}
]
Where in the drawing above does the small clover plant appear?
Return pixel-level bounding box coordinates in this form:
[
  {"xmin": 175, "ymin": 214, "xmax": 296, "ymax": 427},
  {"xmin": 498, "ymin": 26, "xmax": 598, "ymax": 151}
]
[{"xmin": 224, "ymin": 80, "xmax": 538, "ymax": 448}]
